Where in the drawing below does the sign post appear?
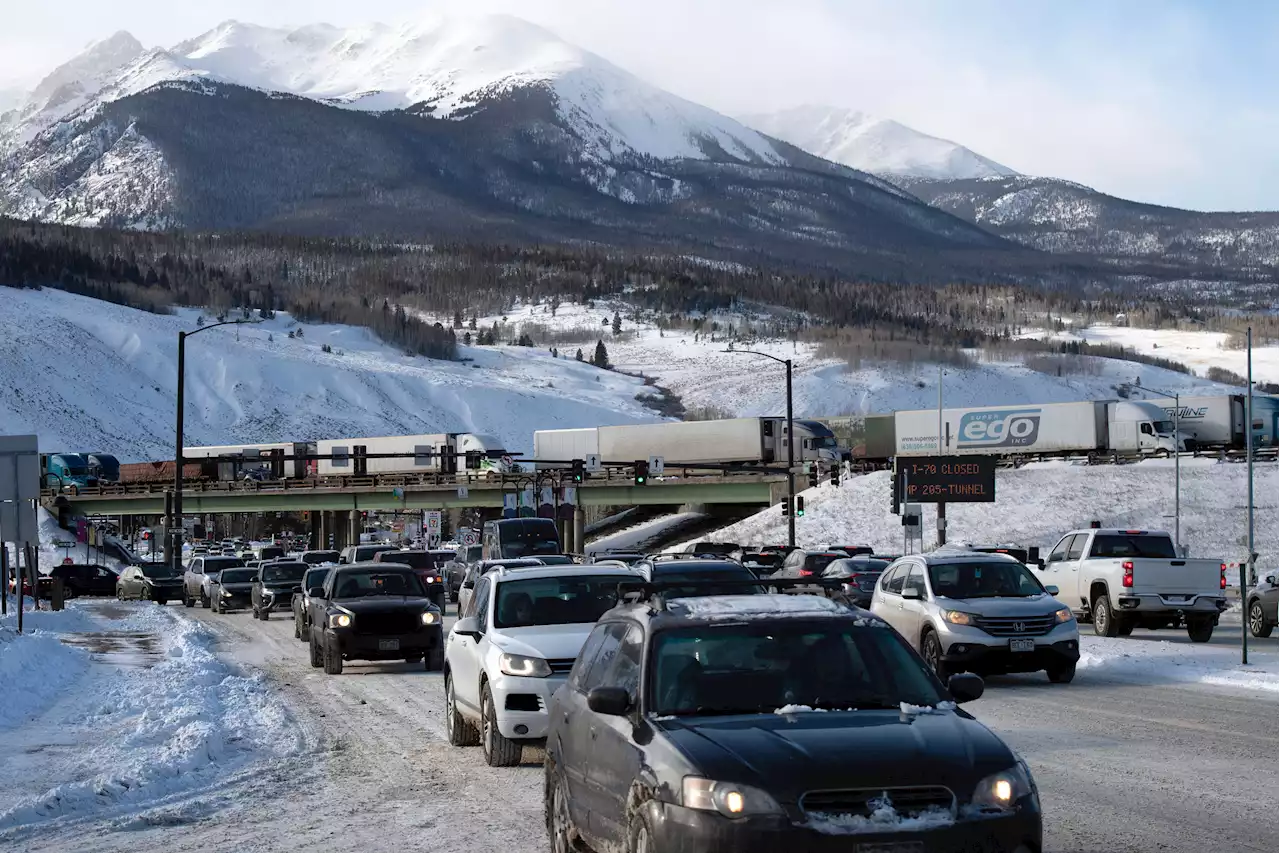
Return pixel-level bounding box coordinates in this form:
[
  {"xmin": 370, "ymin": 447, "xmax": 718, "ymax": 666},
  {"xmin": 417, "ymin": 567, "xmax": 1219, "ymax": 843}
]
[{"xmin": 0, "ymin": 435, "xmax": 40, "ymax": 631}]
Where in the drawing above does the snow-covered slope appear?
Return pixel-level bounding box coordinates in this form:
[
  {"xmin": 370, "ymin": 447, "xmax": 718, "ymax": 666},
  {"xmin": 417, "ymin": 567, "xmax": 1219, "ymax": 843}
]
[
  {"xmin": 3, "ymin": 15, "xmax": 781, "ymax": 167},
  {"xmin": 0, "ymin": 286, "xmax": 661, "ymax": 462},
  {"xmin": 739, "ymin": 105, "xmax": 1016, "ymax": 180}
]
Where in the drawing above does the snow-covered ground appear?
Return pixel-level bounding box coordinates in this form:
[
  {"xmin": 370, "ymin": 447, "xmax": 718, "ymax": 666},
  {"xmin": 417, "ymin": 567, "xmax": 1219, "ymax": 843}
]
[
  {"xmin": 585, "ymin": 511, "xmax": 707, "ymax": 554},
  {"xmin": 467, "ymin": 300, "xmax": 1248, "ymax": 419},
  {"xmin": 0, "ymin": 286, "xmax": 660, "ymax": 461},
  {"xmin": 1078, "ymin": 635, "xmax": 1276, "ymax": 692},
  {"xmin": 690, "ymin": 457, "xmax": 1279, "ymax": 576}
]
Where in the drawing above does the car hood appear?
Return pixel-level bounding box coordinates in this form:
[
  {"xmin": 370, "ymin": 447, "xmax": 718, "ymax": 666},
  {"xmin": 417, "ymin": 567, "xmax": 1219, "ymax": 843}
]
[
  {"xmin": 936, "ymin": 593, "xmax": 1063, "ymax": 616},
  {"xmin": 145, "ymin": 576, "xmax": 183, "ymax": 586},
  {"xmin": 654, "ymin": 709, "xmax": 1014, "ymax": 798},
  {"xmin": 489, "ymin": 624, "xmax": 594, "ymax": 660},
  {"xmin": 334, "ymin": 596, "xmax": 434, "ymax": 614},
  {"xmin": 219, "ymin": 582, "xmax": 255, "ymax": 593}
]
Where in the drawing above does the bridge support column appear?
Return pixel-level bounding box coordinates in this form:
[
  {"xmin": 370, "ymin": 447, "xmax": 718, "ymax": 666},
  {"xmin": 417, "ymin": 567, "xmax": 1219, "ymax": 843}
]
[
  {"xmin": 309, "ymin": 512, "xmax": 321, "ymax": 550},
  {"xmin": 332, "ymin": 510, "xmax": 350, "ymax": 551},
  {"xmin": 574, "ymin": 507, "xmax": 585, "ymax": 557},
  {"xmin": 347, "ymin": 511, "xmax": 360, "ymax": 549}
]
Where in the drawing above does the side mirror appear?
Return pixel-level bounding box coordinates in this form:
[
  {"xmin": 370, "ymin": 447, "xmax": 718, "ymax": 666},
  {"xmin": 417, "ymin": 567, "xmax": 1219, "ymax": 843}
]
[
  {"xmin": 587, "ymin": 686, "xmax": 631, "ymax": 716},
  {"xmin": 453, "ymin": 616, "xmax": 482, "ymax": 639},
  {"xmin": 307, "ymin": 586, "xmax": 324, "ymax": 597},
  {"xmin": 947, "ymin": 672, "xmax": 985, "ymax": 704},
  {"xmin": 1027, "ymin": 547, "xmax": 1041, "ymax": 566},
  {"xmin": 462, "ymin": 579, "xmax": 475, "ymax": 590},
  {"xmin": 1044, "ymin": 585, "xmax": 1059, "ymax": 596},
  {"xmin": 901, "ymin": 586, "xmax": 922, "ymax": 600},
  {"xmin": 1268, "ymin": 575, "xmax": 1277, "ymax": 588}
]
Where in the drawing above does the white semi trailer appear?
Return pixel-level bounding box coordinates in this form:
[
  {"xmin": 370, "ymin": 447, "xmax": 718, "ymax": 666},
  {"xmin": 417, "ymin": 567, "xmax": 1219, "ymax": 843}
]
[
  {"xmin": 315, "ymin": 434, "xmax": 513, "ymax": 477},
  {"xmin": 894, "ymin": 400, "xmax": 1187, "ymax": 457}
]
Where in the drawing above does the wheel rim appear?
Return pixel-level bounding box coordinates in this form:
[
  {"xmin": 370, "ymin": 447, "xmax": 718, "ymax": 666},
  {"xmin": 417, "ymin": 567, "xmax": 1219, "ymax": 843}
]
[
  {"xmin": 634, "ymin": 824, "xmax": 650, "ymax": 853},
  {"xmin": 924, "ymin": 636, "xmax": 941, "ymax": 672},
  {"xmin": 445, "ymin": 678, "xmax": 456, "ymax": 739},
  {"xmin": 551, "ymin": 778, "xmax": 572, "ymax": 853},
  {"xmin": 482, "ymin": 691, "xmax": 493, "ymax": 758},
  {"xmin": 1250, "ymin": 604, "xmax": 1264, "ymax": 634},
  {"xmin": 1094, "ymin": 601, "xmax": 1108, "ymax": 633}
]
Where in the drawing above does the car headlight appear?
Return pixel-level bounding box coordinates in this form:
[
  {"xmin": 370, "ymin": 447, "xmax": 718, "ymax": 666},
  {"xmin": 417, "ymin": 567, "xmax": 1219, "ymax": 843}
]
[
  {"xmin": 423, "ymin": 576, "xmax": 437, "ymax": 584},
  {"xmin": 421, "ymin": 610, "xmax": 438, "ymax": 625},
  {"xmin": 682, "ymin": 777, "xmax": 783, "ymax": 818},
  {"xmin": 1054, "ymin": 608, "xmax": 1074, "ymax": 623},
  {"xmin": 329, "ymin": 613, "xmax": 352, "ymax": 629},
  {"xmin": 970, "ymin": 763, "xmax": 1034, "ymax": 812},
  {"xmin": 945, "ymin": 610, "xmax": 976, "ymax": 625},
  {"xmin": 499, "ymin": 653, "xmax": 551, "ymax": 678},
  {"xmin": 221, "ymin": 589, "xmax": 232, "ymax": 598}
]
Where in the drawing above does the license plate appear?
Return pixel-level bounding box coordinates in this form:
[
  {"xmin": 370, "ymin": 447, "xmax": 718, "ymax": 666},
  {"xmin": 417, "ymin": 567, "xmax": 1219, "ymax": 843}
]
[
  {"xmin": 855, "ymin": 843, "xmax": 924, "ymax": 853},
  {"xmin": 378, "ymin": 639, "xmax": 400, "ymax": 651},
  {"xmin": 1009, "ymin": 639, "xmax": 1035, "ymax": 653}
]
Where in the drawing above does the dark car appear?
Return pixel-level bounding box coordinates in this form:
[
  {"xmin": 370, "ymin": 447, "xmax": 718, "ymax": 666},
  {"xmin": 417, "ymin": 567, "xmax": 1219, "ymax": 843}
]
[
  {"xmin": 1247, "ymin": 572, "xmax": 1280, "ymax": 638},
  {"xmin": 373, "ymin": 549, "xmax": 452, "ymax": 610},
  {"xmin": 338, "ymin": 544, "xmax": 400, "ymax": 565},
  {"xmin": 306, "ymin": 563, "xmax": 445, "ymax": 674},
  {"xmin": 591, "ymin": 551, "xmax": 646, "ymax": 566},
  {"xmin": 116, "ymin": 564, "xmax": 184, "ymax": 604},
  {"xmin": 50, "ymin": 563, "xmax": 119, "ymax": 597},
  {"xmin": 635, "ymin": 558, "xmax": 767, "ymax": 598},
  {"xmin": 774, "ymin": 549, "xmax": 847, "ymax": 583},
  {"xmin": 482, "ymin": 517, "xmax": 562, "ymax": 560},
  {"xmin": 256, "ymin": 544, "xmax": 287, "ymax": 562},
  {"xmin": 251, "ymin": 561, "xmax": 308, "ymax": 621},
  {"xmin": 544, "ymin": 593, "xmax": 1039, "ymax": 853},
  {"xmin": 822, "ymin": 556, "xmax": 892, "ymax": 607},
  {"xmin": 293, "ymin": 567, "xmax": 333, "ymax": 641},
  {"xmin": 211, "ymin": 567, "xmax": 259, "ymax": 613},
  {"xmin": 683, "ymin": 541, "xmax": 739, "ymax": 557},
  {"xmin": 828, "ymin": 544, "xmax": 875, "ymax": 558},
  {"xmin": 737, "ymin": 550, "xmax": 784, "ymax": 577},
  {"xmin": 298, "ymin": 550, "xmax": 341, "ymax": 566},
  {"xmin": 445, "ymin": 545, "xmax": 483, "ymax": 603}
]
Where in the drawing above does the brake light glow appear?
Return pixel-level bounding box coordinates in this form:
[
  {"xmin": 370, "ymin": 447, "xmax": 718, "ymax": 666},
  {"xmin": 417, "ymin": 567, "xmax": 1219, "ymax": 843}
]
[
  {"xmin": 798, "ymin": 569, "xmax": 814, "ymax": 577},
  {"xmin": 1122, "ymin": 561, "xmax": 1133, "ymax": 588},
  {"xmin": 1123, "ymin": 530, "xmax": 1145, "ymax": 535},
  {"xmin": 1220, "ymin": 563, "xmax": 1227, "ymax": 590}
]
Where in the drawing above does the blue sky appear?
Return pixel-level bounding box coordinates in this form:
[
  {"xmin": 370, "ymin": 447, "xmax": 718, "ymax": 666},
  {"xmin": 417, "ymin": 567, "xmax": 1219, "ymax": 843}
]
[{"xmin": 2, "ymin": 0, "xmax": 1275, "ymax": 210}]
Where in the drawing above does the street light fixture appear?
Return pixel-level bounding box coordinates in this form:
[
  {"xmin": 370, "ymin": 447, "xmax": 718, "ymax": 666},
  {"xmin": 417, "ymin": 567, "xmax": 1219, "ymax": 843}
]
[
  {"xmin": 171, "ymin": 318, "xmax": 258, "ymax": 570},
  {"xmin": 1139, "ymin": 386, "xmax": 1184, "ymax": 554},
  {"xmin": 723, "ymin": 346, "xmax": 796, "ymax": 547}
]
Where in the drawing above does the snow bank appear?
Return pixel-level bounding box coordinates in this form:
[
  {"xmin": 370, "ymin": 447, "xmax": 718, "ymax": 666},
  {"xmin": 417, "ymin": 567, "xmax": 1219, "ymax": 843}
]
[
  {"xmin": 1078, "ymin": 636, "xmax": 1278, "ymax": 692},
  {"xmin": 587, "ymin": 512, "xmax": 707, "ymax": 554},
  {"xmin": 0, "ymin": 629, "xmax": 89, "ymax": 730}
]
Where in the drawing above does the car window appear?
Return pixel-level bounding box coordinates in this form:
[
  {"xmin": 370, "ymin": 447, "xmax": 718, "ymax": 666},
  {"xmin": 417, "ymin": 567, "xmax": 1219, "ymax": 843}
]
[
  {"xmin": 219, "ymin": 568, "xmax": 257, "ymax": 584},
  {"xmin": 1065, "ymin": 534, "xmax": 1087, "ymax": 561},
  {"xmin": 262, "ymin": 563, "xmax": 307, "ymax": 583},
  {"xmin": 473, "ymin": 577, "xmax": 493, "ymax": 632},
  {"xmin": 570, "ymin": 624, "xmax": 612, "ymax": 692},
  {"xmin": 927, "ymin": 561, "xmax": 1045, "ymax": 599},
  {"xmin": 601, "ymin": 625, "xmax": 644, "ymax": 700},
  {"xmin": 141, "ymin": 564, "xmax": 179, "ymax": 579},
  {"xmin": 190, "ymin": 559, "xmax": 203, "ymax": 573},
  {"xmin": 579, "ymin": 623, "xmax": 628, "ymax": 694},
  {"xmin": 1089, "ymin": 534, "xmax": 1176, "ymax": 559},
  {"xmin": 493, "ymin": 574, "xmax": 631, "ymax": 628},
  {"xmin": 332, "ymin": 569, "xmax": 426, "ymax": 599},
  {"xmin": 883, "ymin": 564, "xmax": 907, "ymax": 594},
  {"xmin": 903, "ymin": 565, "xmax": 926, "ymax": 596},
  {"xmin": 1047, "ymin": 536, "xmax": 1072, "ymax": 562},
  {"xmin": 804, "ymin": 554, "xmax": 842, "ymax": 573}
]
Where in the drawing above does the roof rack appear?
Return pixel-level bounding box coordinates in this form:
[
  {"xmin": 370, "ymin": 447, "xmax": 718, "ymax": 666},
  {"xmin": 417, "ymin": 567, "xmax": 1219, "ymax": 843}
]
[{"xmin": 614, "ymin": 577, "xmax": 843, "ymax": 611}]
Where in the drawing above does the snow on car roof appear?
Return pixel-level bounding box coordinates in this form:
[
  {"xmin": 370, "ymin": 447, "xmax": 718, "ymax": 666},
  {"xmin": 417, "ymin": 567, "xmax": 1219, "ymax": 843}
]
[{"xmin": 667, "ymin": 594, "xmax": 849, "ymax": 621}]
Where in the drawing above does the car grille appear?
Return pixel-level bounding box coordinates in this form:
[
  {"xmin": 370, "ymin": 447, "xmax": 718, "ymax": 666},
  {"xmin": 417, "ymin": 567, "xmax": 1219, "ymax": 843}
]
[
  {"xmin": 800, "ymin": 786, "xmax": 955, "ymax": 819},
  {"xmin": 352, "ymin": 612, "xmax": 421, "ymax": 636},
  {"xmin": 546, "ymin": 658, "xmax": 576, "ymax": 675},
  {"xmin": 973, "ymin": 614, "xmax": 1057, "ymax": 637}
]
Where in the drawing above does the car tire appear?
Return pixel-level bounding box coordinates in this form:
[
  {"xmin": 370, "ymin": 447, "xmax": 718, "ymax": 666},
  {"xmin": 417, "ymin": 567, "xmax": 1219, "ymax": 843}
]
[
  {"xmin": 1187, "ymin": 617, "xmax": 1214, "ymax": 643},
  {"xmin": 293, "ymin": 615, "xmax": 302, "ymax": 640},
  {"xmin": 921, "ymin": 630, "xmax": 949, "ymax": 679},
  {"xmin": 201, "ymin": 592, "xmax": 209, "ymax": 609},
  {"xmin": 1092, "ymin": 596, "xmax": 1119, "ymax": 638},
  {"xmin": 1249, "ymin": 601, "xmax": 1274, "ymax": 638},
  {"xmin": 260, "ymin": 608, "xmax": 270, "ymax": 622},
  {"xmin": 627, "ymin": 808, "xmax": 657, "ymax": 853},
  {"xmin": 1116, "ymin": 617, "xmax": 1135, "ymax": 636},
  {"xmin": 155, "ymin": 597, "xmax": 167, "ymax": 606},
  {"xmin": 445, "ymin": 673, "xmax": 480, "ymax": 747},
  {"xmin": 308, "ymin": 634, "xmax": 323, "ymax": 669},
  {"xmin": 546, "ymin": 762, "xmax": 584, "ymax": 853},
  {"xmin": 323, "ymin": 638, "xmax": 343, "ymax": 675},
  {"xmin": 425, "ymin": 648, "xmax": 444, "ymax": 672},
  {"xmin": 1046, "ymin": 662, "xmax": 1076, "ymax": 684},
  {"xmin": 184, "ymin": 593, "xmax": 194, "ymax": 608},
  {"xmin": 481, "ymin": 683, "xmax": 521, "ymax": 767}
]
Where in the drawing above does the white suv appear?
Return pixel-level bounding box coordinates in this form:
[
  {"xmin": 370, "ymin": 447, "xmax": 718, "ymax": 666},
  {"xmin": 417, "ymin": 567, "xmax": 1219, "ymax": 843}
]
[
  {"xmin": 444, "ymin": 564, "xmax": 642, "ymax": 766},
  {"xmin": 870, "ymin": 549, "xmax": 1081, "ymax": 684}
]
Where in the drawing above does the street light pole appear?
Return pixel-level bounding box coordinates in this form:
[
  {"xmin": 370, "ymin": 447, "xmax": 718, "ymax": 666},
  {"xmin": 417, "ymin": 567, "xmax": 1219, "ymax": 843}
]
[
  {"xmin": 723, "ymin": 348, "xmax": 797, "ymax": 547},
  {"xmin": 1145, "ymin": 385, "xmax": 1182, "ymax": 553},
  {"xmin": 172, "ymin": 319, "xmax": 252, "ymax": 571}
]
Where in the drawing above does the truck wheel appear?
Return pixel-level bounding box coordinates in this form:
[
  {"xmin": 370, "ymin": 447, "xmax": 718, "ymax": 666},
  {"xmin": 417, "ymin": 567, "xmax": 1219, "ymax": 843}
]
[
  {"xmin": 445, "ymin": 673, "xmax": 480, "ymax": 747},
  {"xmin": 1249, "ymin": 601, "xmax": 1274, "ymax": 638},
  {"xmin": 201, "ymin": 592, "xmax": 209, "ymax": 608},
  {"xmin": 1116, "ymin": 618, "xmax": 1135, "ymax": 636},
  {"xmin": 481, "ymin": 683, "xmax": 522, "ymax": 767},
  {"xmin": 309, "ymin": 635, "xmax": 323, "ymax": 668},
  {"xmin": 1046, "ymin": 662, "xmax": 1076, "ymax": 683},
  {"xmin": 1092, "ymin": 597, "xmax": 1120, "ymax": 637},
  {"xmin": 1187, "ymin": 618, "xmax": 1214, "ymax": 643},
  {"xmin": 323, "ymin": 639, "xmax": 343, "ymax": 674}
]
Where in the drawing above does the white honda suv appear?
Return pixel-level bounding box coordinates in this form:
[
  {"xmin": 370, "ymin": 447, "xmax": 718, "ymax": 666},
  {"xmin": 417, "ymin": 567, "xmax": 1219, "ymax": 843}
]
[{"xmin": 444, "ymin": 563, "xmax": 642, "ymax": 766}]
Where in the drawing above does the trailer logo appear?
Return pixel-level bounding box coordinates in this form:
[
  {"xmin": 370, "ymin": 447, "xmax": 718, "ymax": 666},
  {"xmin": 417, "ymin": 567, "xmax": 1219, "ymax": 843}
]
[{"xmin": 958, "ymin": 408, "xmax": 1042, "ymax": 448}]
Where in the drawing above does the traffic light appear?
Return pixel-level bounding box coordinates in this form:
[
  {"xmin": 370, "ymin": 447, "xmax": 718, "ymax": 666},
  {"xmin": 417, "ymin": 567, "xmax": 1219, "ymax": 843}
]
[
  {"xmin": 830, "ymin": 464, "xmax": 841, "ymax": 487},
  {"xmin": 571, "ymin": 459, "xmax": 585, "ymax": 484},
  {"xmin": 634, "ymin": 460, "xmax": 649, "ymax": 485},
  {"xmin": 807, "ymin": 464, "xmax": 819, "ymax": 489},
  {"xmin": 890, "ymin": 474, "xmax": 900, "ymax": 515},
  {"xmin": 795, "ymin": 496, "xmax": 806, "ymax": 517},
  {"xmin": 782, "ymin": 496, "xmax": 792, "ymax": 516}
]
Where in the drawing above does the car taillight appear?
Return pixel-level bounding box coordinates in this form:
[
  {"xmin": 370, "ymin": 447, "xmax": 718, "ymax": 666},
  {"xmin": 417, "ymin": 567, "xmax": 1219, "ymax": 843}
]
[
  {"xmin": 1122, "ymin": 561, "xmax": 1133, "ymax": 588},
  {"xmin": 1220, "ymin": 563, "xmax": 1227, "ymax": 590},
  {"xmin": 799, "ymin": 569, "xmax": 814, "ymax": 577}
]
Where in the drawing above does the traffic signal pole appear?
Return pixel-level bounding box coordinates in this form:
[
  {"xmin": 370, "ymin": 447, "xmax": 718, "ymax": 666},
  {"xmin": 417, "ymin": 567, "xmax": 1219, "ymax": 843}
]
[{"xmin": 786, "ymin": 358, "xmax": 795, "ymax": 548}]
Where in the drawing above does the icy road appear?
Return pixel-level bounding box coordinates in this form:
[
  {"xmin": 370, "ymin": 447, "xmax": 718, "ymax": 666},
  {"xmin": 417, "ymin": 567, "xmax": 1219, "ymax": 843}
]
[{"xmin": 1, "ymin": 601, "xmax": 1275, "ymax": 853}]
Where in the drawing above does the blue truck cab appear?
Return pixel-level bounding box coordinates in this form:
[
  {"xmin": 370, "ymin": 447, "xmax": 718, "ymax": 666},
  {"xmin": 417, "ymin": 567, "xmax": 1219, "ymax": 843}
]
[
  {"xmin": 86, "ymin": 453, "xmax": 121, "ymax": 483},
  {"xmin": 41, "ymin": 453, "xmax": 100, "ymax": 489}
]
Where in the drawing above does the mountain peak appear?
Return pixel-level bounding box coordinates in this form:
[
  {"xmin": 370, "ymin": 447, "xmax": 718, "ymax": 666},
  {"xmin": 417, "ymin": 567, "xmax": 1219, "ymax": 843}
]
[
  {"xmin": 29, "ymin": 30, "xmax": 145, "ymax": 105},
  {"xmin": 740, "ymin": 104, "xmax": 1017, "ymax": 180}
]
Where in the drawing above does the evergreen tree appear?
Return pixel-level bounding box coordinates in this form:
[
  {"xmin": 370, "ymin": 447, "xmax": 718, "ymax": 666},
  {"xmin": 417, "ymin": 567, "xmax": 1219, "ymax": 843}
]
[
  {"xmin": 453, "ymin": 309, "xmax": 463, "ymax": 328},
  {"xmin": 464, "ymin": 331, "xmax": 472, "ymax": 345},
  {"xmin": 469, "ymin": 315, "xmax": 477, "ymax": 330},
  {"xmin": 612, "ymin": 311, "xmax": 622, "ymax": 336},
  {"xmin": 575, "ymin": 348, "xmax": 584, "ymax": 361},
  {"xmin": 593, "ymin": 339, "xmax": 610, "ymax": 369}
]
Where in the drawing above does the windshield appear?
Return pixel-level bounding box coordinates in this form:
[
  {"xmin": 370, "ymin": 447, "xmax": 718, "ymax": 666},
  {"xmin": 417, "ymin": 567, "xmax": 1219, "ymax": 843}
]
[
  {"xmin": 928, "ymin": 561, "xmax": 1044, "ymax": 598},
  {"xmin": 493, "ymin": 575, "xmax": 630, "ymax": 628},
  {"xmin": 973, "ymin": 547, "xmax": 1029, "ymax": 564},
  {"xmin": 689, "ymin": 543, "xmax": 736, "ymax": 556},
  {"xmin": 332, "ymin": 569, "xmax": 425, "ymax": 598},
  {"xmin": 1154, "ymin": 419, "xmax": 1176, "ymax": 435},
  {"xmin": 804, "ymin": 554, "xmax": 843, "ymax": 573},
  {"xmin": 498, "ymin": 524, "xmax": 562, "ymax": 557},
  {"xmin": 534, "ymin": 555, "xmax": 574, "ymax": 565},
  {"xmin": 355, "ymin": 546, "xmax": 398, "ymax": 561},
  {"xmin": 205, "ymin": 557, "xmax": 245, "ymax": 571},
  {"xmin": 651, "ymin": 622, "xmax": 942, "ymax": 716},
  {"xmin": 825, "ymin": 559, "xmax": 890, "ymax": 577},
  {"xmin": 262, "ymin": 563, "xmax": 307, "ymax": 583},
  {"xmin": 301, "ymin": 551, "xmax": 339, "ymax": 565},
  {"xmin": 303, "ymin": 568, "xmax": 329, "ymax": 589},
  {"xmin": 1090, "ymin": 534, "xmax": 1177, "ymax": 559},
  {"xmin": 141, "ymin": 565, "xmax": 179, "ymax": 579},
  {"xmin": 259, "ymin": 546, "xmax": 285, "ymax": 559},
  {"xmin": 219, "ymin": 568, "xmax": 257, "ymax": 584},
  {"xmin": 812, "ymin": 436, "xmax": 839, "ymax": 449},
  {"xmin": 651, "ymin": 565, "xmax": 765, "ymax": 597},
  {"xmin": 382, "ymin": 551, "xmax": 445, "ymax": 570}
]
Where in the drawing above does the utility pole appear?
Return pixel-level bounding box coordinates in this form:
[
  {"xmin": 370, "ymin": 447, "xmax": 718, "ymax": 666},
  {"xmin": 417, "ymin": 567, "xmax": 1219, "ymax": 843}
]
[
  {"xmin": 937, "ymin": 366, "xmax": 947, "ymax": 547},
  {"xmin": 1243, "ymin": 327, "xmax": 1254, "ymax": 665},
  {"xmin": 785, "ymin": 357, "xmax": 795, "ymax": 549}
]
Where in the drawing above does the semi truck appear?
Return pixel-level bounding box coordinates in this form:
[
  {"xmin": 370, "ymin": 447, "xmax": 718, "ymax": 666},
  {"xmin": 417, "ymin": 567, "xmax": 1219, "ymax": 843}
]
[
  {"xmin": 40, "ymin": 453, "xmax": 100, "ymax": 489},
  {"xmin": 533, "ymin": 417, "xmax": 845, "ymax": 468},
  {"xmin": 182, "ymin": 442, "xmax": 317, "ymax": 479},
  {"xmin": 314, "ymin": 434, "xmax": 513, "ymax": 477},
  {"xmin": 894, "ymin": 400, "xmax": 1187, "ymax": 458},
  {"xmin": 86, "ymin": 453, "xmax": 121, "ymax": 483},
  {"xmin": 1151, "ymin": 394, "xmax": 1280, "ymax": 450}
]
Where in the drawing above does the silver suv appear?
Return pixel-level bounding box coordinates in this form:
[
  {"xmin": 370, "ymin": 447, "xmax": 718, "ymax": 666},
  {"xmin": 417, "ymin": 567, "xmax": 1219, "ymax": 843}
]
[{"xmin": 870, "ymin": 548, "xmax": 1080, "ymax": 684}]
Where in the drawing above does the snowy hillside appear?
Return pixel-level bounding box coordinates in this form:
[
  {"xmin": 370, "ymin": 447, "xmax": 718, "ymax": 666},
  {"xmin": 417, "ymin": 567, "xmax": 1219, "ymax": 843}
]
[
  {"xmin": 693, "ymin": 457, "xmax": 1279, "ymax": 576},
  {"xmin": 739, "ymin": 105, "xmax": 1016, "ymax": 180},
  {"xmin": 0, "ymin": 286, "xmax": 660, "ymax": 462},
  {"xmin": 474, "ymin": 301, "xmax": 1246, "ymax": 420}
]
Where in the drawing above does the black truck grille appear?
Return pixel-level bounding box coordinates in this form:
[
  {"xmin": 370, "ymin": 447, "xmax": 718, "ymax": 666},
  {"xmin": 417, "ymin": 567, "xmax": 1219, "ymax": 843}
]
[
  {"xmin": 352, "ymin": 612, "xmax": 421, "ymax": 636},
  {"xmin": 546, "ymin": 658, "xmax": 576, "ymax": 675},
  {"xmin": 800, "ymin": 786, "xmax": 955, "ymax": 818},
  {"xmin": 973, "ymin": 614, "xmax": 1056, "ymax": 637}
]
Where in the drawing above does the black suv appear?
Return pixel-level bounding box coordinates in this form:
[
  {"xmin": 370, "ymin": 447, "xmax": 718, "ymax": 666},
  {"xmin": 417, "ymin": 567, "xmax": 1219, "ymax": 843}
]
[
  {"xmin": 49, "ymin": 563, "xmax": 118, "ymax": 597},
  {"xmin": 293, "ymin": 566, "xmax": 332, "ymax": 641},
  {"xmin": 306, "ymin": 563, "xmax": 444, "ymax": 674},
  {"xmin": 251, "ymin": 560, "xmax": 308, "ymax": 620},
  {"xmin": 545, "ymin": 591, "xmax": 1040, "ymax": 853}
]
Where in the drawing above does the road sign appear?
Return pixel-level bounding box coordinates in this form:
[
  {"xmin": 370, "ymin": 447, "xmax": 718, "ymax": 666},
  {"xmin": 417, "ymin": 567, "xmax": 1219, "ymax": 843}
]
[
  {"xmin": 457, "ymin": 486, "xmax": 469, "ymax": 500},
  {"xmin": 584, "ymin": 454, "xmax": 602, "ymax": 472},
  {"xmin": 0, "ymin": 434, "xmax": 39, "ymax": 545},
  {"xmin": 462, "ymin": 531, "xmax": 479, "ymax": 546},
  {"xmin": 648, "ymin": 456, "xmax": 664, "ymax": 475},
  {"xmin": 896, "ymin": 456, "xmax": 996, "ymax": 504},
  {"xmin": 426, "ymin": 511, "xmax": 442, "ymax": 533}
]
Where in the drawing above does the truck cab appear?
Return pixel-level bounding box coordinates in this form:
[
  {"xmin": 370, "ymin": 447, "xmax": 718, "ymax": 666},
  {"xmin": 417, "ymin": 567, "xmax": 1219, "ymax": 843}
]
[
  {"xmin": 482, "ymin": 518, "xmax": 562, "ymax": 560},
  {"xmin": 41, "ymin": 453, "xmax": 99, "ymax": 489},
  {"xmin": 86, "ymin": 453, "xmax": 121, "ymax": 483},
  {"xmin": 1108, "ymin": 401, "xmax": 1189, "ymax": 454}
]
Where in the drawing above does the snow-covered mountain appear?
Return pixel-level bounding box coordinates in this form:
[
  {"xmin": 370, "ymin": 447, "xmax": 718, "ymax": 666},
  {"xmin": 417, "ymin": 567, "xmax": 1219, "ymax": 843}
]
[{"xmin": 739, "ymin": 105, "xmax": 1017, "ymax": 180}]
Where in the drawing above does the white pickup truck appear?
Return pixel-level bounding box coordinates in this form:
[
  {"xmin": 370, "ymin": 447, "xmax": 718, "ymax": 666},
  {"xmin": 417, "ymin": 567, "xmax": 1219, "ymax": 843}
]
[{"xmin": 1036, "ymin": 528, "xmax": 1227, "ymax": 642}]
